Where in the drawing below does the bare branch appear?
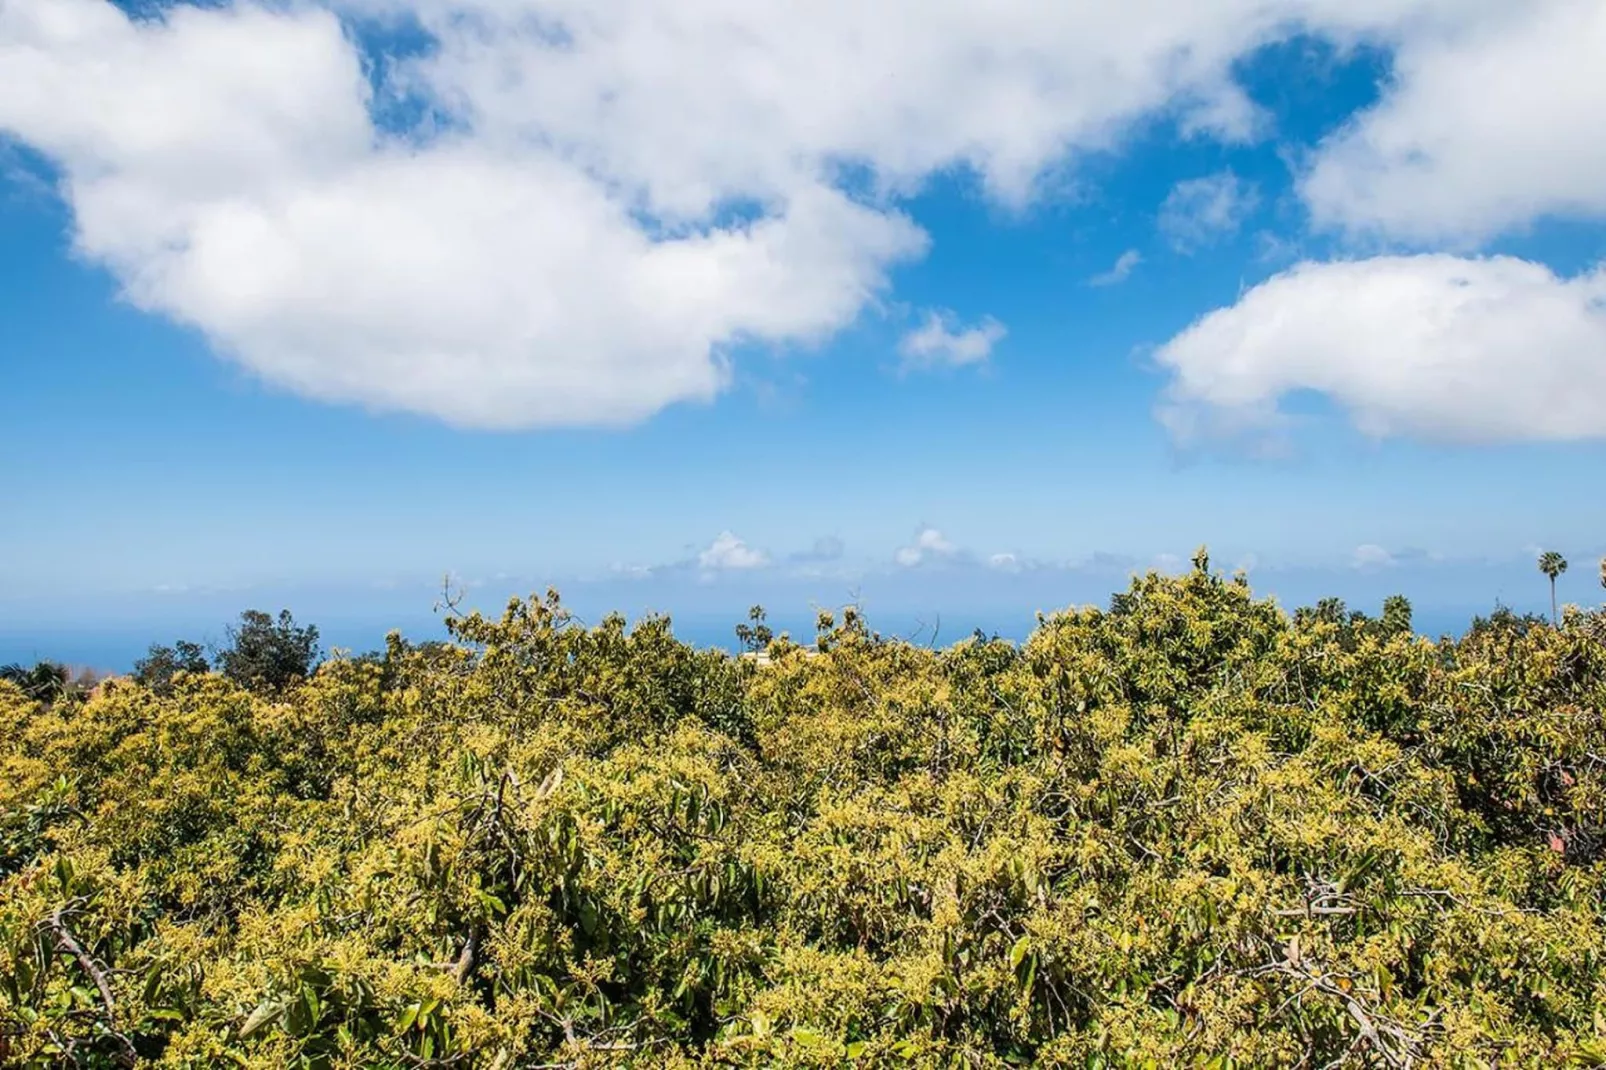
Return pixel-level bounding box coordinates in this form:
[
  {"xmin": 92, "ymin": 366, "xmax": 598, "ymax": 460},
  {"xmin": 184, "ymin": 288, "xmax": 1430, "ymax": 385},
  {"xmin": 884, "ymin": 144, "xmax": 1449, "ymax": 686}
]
[{"xmin": 39, "ymin": 909, "xmax": 137, "ymax": 1068}]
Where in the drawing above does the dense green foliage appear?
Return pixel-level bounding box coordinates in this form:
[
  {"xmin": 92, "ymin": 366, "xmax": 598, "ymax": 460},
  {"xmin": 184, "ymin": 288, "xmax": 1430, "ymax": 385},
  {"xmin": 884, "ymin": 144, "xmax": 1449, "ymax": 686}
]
[{"xmin": 4, "ymin": 556, "xmax": 1606, "ymax": 1068}]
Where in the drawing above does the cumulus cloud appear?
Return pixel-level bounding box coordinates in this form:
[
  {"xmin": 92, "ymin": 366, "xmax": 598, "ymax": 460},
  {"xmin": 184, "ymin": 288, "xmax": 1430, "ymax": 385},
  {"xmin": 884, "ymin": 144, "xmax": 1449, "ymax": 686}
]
[
  {"xmin": 698, "ymin": 531, "xmax": 770, "ymax": 571},
  {"xmin": 899, "ymin": 311, "xmax": 1006, "ymax": 370},
  {"xmin": 987, "ymin": 552, "xmax": 1022, "ymax": 573},
  {"xmin": 1156, "ymin": 255, "xmax": 1606, "ymax": 445},
  {"xmin": 1090, "ymin": 249, "xmax": 1143, "ymax": 287},
  {"xmin": 0, "ymin": 0, "xmax": 940, "ymax": 429},
  {"xmin": 1303, "ymin": 0, "xmax": 1606, "ymax": 244},
  {"xmin": 0, "ymin": 0, "xmax": 1556, "ymax": 429},
  {"xmin": 1160, "ymin": 171, "xmax": 1259, "ymax": 251},
  {"xmin": 895, "ymin": 527, "xmax": 958, "ymax": 568}
]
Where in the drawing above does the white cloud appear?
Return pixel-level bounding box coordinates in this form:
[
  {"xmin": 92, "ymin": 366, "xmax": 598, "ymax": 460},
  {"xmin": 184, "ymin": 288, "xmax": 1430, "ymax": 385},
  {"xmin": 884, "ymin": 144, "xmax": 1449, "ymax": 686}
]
[
  {"xmin": 698, "ymin": 531, "xmax": 770, "ymax": 571},
  {"xmin": 899, "ymin": 311, "xmax": 1006, "ymax": 370},
  {"xmin": 0, "ymin": 0, "xmax": 1543, "ymax": 429},
  {"xmin": 1159, "ymin": 170, "xmax": 1259, "ymax": 251},
  {"xmin": 987, "ymin": 552, "xmax": 1021, "ymax": 573},
  {"xmin": 1352, "ymin": 544, "xmax": 1397, "ymax": 570},
  {"xmin": 1156, "ymin": 255, "xmax": 1606, "ymax": 445},
  {"xmin": 1090, "ymin": 249, "xmax": 1143, "ymax": 287},
  {"xmin": 1303, "ymin": 0, "xmax": 1606, "ymax": 244},
  {"xmin": 0, "ymin": 0, "xmax": 927, "ymax": 430},
  {"xmin": 0, "ymin": 0, "xmax": 924, "ymax": 427},
  {"xmin": 895, "ymin": 527, "xmax": 958, "ymax": 568}
]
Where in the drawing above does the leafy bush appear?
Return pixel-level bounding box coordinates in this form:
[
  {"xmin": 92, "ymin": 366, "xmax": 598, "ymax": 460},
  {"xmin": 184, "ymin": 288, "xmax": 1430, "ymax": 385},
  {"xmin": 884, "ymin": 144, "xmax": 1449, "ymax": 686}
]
[{"xmin": 2, "ymin": 562, "xmax": 1604, "ymax": 1068}]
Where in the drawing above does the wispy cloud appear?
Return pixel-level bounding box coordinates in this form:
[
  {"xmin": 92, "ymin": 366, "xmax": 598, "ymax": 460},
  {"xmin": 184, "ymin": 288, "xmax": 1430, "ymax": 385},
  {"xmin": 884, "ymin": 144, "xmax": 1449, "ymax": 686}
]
[
  {"xmin": 789, "ymin": 536, "xmax": 846, "ymax": 564},
  {"xmin": 1160, "ymin": 171, "xmax": 1259, "ymax": 252},
  {"xmin": 1351, "ymin": 544, "xmax": 1397, "ymax": 571},
  {"xmin": 1089, "ymin": 249, "xmax": 1142, "ymax": 286}
]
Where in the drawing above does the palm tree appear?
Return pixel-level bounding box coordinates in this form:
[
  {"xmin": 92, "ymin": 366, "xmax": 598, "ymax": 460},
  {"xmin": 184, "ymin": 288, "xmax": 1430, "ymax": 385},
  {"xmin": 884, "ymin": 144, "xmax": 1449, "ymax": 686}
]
[
  {"xmin": 0, "ymin": 660, "xmax": 69, "ymax": 701},
  {"xmin": 1538, "ymin": 551, "xmax": 1568, "ymax": 625}
]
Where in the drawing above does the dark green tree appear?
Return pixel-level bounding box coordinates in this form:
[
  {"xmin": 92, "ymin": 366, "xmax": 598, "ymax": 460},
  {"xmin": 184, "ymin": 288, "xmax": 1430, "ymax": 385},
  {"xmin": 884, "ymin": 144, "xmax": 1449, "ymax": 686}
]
[
  {"xmin": 1381, "ymin": 594, "xmax": 1413, "ymax": 636},
  {"xmin": 1539, "ymin": 551, "xmax": 1569, "ymax": 625},
  {"xmin": 1293, "ymin": 597, "xmax": 1349, "ymax": 629},
  {"xmin": 734, "ymin": 605, "xmax": 773, "ymax": 654},
  {"xmin": 133, "ymin": 639, "xmax": 211, "ymax": 696},
  {"xmin": 0, "ymin": 661, "xmax": 69, "ymax": 703},
  {"xmin": 217, "ymin": 610, "xmax": 321, "ymax": 693},
  {"xmin": 1467, "ymin": 605, "xmax": 1550, "ymax": 641}
]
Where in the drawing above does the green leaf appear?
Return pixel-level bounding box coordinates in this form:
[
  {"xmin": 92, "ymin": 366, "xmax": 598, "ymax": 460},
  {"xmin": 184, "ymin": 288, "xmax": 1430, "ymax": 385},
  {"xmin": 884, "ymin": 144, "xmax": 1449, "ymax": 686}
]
[
  {"xmin": 283, "ymin": 996, "xmax": 311, "ymax": 1037},
  {"xmin": 418, "ymin": 997, "xmax": 439, "ymax": 1029},
  {"xmin": 1009, "ymin": 934, "xmax": 1031, "ymax": 969},
  {"xmin": 54, "ymin": 855, "xmax": 74, "ymax": 895},
  {"xmin": 141, "ymin": 964, "xmax": 163, "ymax": 1005},
  {"xmin": 791, "ymin": 1027, "xmax": 826, "ymax": 1048},
  {"xmin": 239, "ymin": 999, "xmax": 285, "ymax": 1039},
  {"xmin": 537, "ymin": 765, "xmax": 564, "ymax": 799}
]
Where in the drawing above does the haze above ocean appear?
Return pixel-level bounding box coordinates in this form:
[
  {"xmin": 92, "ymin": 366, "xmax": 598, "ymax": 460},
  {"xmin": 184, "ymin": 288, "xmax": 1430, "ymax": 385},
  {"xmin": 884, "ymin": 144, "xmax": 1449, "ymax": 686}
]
[{"xmin": 0, "ymin": 605, "xmax": 1506, "ymax": 676}]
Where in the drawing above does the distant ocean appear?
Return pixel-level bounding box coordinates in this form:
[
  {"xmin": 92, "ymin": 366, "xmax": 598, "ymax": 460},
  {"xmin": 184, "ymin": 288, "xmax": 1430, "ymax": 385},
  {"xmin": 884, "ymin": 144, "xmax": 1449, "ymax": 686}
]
[{"xmin": 1, "ymin": 606, "xmax": 1494, "ymax": 675}]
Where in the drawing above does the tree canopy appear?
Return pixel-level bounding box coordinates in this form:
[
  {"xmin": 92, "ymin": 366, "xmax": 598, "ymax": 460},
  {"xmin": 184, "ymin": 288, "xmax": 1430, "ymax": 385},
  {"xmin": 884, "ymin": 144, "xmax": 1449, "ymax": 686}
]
[
  {"xmin": 132, "ymin": 641, "xmax": 211, "ymax": 697},
  {"xmin": 213, "ymin": 609, "xmax": 322, "ymax": 693},
  {"xmin": 2, "ymin": 563, "xmax": 1605, "ymax": 1067}
]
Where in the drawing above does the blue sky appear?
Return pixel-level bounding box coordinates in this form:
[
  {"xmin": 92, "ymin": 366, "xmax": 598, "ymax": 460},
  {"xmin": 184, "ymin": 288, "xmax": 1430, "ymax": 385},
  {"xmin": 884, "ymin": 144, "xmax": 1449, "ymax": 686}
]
[{"xmin": 3, "ymin": 1, "xmax": 1605, "ymax": 667}]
